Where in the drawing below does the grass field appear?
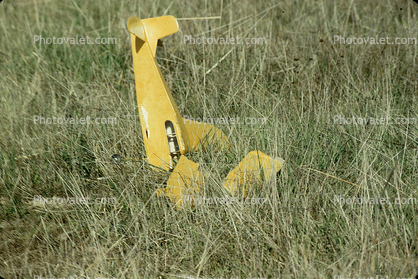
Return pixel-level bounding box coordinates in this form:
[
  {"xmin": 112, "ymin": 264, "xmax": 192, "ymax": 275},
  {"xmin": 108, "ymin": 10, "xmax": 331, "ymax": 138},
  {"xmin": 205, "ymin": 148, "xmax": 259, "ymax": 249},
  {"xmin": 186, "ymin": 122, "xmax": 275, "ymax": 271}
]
[{"xmin": 1, "ymin": 0, "xmax": 418, "ymax": 278}]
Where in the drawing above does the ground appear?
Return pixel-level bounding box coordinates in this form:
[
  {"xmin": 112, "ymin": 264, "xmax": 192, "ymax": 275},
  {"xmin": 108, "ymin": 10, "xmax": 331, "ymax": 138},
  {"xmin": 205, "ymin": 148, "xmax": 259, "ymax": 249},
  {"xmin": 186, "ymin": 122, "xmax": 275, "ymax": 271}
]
[{"xmin": 0, "ymin": 0, "xmax": 418, "ymax": 278}]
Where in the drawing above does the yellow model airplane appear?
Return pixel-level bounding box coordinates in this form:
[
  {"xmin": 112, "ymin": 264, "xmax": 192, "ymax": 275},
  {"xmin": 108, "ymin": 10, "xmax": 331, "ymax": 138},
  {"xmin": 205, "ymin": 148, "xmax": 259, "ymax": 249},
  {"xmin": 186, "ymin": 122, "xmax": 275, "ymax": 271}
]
[
  {"xmin": 127, "ymin": 15, "xmax": 284, "ymax": 208},
  {"xmin": 127, "ymin": 15, "xmax": 228, "ymax": 171}
]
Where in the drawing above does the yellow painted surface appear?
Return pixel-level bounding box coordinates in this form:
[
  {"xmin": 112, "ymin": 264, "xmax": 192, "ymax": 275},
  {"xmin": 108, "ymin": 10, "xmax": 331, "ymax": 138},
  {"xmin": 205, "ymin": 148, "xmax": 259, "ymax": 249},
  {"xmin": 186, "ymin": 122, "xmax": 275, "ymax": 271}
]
[
  {"xmin": 127, "ymin": 16, "xmax": 284, "ymax": 209},
  {"xmin": 156, "ymin": 155, "xmax": 203, "ymax": 208},
  {"xmin": 127, "ymin": 16, "xmax": 229, "ymax": 170},
  {"xmin": 157, "ymin": 152, "xmax": 284, "ymax": 209},
  {"xmin": 223, "ymin": 151, "xmax": 285, "ymax": 197}
]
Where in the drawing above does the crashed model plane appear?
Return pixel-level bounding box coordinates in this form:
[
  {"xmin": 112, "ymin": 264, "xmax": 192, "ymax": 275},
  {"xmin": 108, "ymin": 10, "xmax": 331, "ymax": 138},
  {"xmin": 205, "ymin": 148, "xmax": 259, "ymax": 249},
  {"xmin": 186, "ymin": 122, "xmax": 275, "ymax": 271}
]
[{"xmin": 127, "ymin": 15, "xmax": 284, "ymax": 208}]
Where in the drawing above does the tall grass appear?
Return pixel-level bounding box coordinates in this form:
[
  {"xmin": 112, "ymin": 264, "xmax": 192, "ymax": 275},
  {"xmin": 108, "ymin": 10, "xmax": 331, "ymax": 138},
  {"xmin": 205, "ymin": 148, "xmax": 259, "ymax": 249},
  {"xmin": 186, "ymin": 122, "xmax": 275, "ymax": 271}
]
[{"xmin": 1, "ymin": 0, "xmax": 418, "ymax": 278}]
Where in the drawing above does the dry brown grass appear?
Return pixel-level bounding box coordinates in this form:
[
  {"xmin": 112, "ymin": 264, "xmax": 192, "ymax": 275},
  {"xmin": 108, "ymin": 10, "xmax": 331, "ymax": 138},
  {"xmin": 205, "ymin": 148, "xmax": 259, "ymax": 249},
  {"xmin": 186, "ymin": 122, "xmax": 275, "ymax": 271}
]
[{"xmin": 1, "ymin": 0, "xmax": 418, "ymax": 278}]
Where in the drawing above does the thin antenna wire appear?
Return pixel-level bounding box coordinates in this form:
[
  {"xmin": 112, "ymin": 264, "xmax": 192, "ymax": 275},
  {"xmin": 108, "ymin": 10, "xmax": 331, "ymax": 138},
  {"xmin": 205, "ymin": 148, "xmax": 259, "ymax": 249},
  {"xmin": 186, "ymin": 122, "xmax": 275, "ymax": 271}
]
[{"xmin": 177, "ymin": 16, "xmax": 221, "ymax": 20}]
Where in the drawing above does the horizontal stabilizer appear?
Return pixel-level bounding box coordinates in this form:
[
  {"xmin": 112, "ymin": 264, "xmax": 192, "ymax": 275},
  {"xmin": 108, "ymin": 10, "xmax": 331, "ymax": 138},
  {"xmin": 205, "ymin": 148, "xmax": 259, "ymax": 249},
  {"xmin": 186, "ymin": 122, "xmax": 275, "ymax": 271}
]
[{"xmin": 127, "ymin": 16, "xmax": 178, "ymax": 56}]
